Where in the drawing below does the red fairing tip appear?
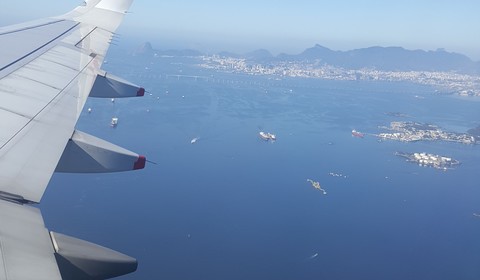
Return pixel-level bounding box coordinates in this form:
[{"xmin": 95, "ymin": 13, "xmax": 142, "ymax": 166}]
[
  {"xmin": 133, "ymin": 156, "xmax": 146, "ymax": 170},
  {"xmin": 137, "ymin": 88, "xmax": 145, "ymax": 97}
]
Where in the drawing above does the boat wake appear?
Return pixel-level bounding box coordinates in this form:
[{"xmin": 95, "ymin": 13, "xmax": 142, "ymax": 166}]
[{"xmin": 308, "ymin": 253, "xmax": 319, "ymax": 260}]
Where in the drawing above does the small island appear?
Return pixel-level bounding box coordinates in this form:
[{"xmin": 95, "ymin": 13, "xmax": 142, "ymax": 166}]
[
  {"xmin": 307, "ymin": 179, "xmax": 327, "ymax": 195},
  {"xmin": 395, "ymin": 151, "xmax": 460, "ymax": 170}
]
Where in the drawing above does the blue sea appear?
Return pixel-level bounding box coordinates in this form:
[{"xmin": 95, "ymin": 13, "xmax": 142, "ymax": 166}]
[{"xmin": 42, "ymin": 48, "xmax": 480, "ymax": 280}]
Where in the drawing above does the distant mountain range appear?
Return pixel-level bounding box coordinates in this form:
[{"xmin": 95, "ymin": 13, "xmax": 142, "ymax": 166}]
[
  {"xmin": 134, "ymin": 42, "xmax": 480, "ymax": 74},
  {"xmin": 276, "ymin": 44, "xmax": 479, "ymax": 73},
  {"xmin": 134, "ymin": 42, "xmax": 203, "ymax": 57}
]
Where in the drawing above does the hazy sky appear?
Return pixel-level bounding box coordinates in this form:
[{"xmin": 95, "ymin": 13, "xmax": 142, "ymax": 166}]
[{"xmin": 1, "ymin": 0, "xmax": 479, "ymax": 59}]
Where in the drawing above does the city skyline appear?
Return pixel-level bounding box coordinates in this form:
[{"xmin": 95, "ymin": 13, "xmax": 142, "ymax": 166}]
[{"xmin": 1, "ymin": 0, "xmax": 479, "ymax": 60}]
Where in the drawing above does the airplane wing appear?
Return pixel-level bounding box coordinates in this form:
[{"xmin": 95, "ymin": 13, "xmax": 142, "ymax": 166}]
[{"xmin": 0, "ymin": 0, "xmax": 145, "ymax": 279}]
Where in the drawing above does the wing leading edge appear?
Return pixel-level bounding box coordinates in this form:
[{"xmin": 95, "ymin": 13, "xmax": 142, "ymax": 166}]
[{"xmin": 0, "ymin": 0, "xmax": 144, "ymax": 279}]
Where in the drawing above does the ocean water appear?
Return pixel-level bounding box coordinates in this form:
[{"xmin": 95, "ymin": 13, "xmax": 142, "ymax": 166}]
[{"xmin": 42, "ymin": 51, "xmax": 480, "ymax": 280}]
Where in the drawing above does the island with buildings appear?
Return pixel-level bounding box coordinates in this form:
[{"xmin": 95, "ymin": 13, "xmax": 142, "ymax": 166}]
[
  {"xmin": 377, "ymin": 121, "xmax": 477, "ymax": 145},
  {"xmin": 395, "ymin": 152, "xmax": 460, "ymax": 170}
]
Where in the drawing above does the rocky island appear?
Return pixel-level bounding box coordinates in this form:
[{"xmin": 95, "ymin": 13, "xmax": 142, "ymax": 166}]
[{"xmin": 307, "ymin": 179, "xmax": 327, "ymax": 195}]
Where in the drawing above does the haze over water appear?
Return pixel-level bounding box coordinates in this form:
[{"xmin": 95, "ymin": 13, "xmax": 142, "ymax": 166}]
[{"xmin": 42, "ymin": 51, "xmax": 480, "ymax": 280}]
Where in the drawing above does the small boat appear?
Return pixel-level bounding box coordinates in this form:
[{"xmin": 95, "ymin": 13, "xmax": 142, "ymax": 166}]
[
  {"xmin": 111, "ymin": 117, "xmax": 118, "ymax": 127},
  {"xmin": 259, "ymin": 131, "xmax": 276, "ymax": 141},
  {"xmin": 352, "ymin": 129, "xmax": 364, "ymax": 138},
  {"xmin": 191, "ymin": 137, "xmax": 199, "ymax": 144}
]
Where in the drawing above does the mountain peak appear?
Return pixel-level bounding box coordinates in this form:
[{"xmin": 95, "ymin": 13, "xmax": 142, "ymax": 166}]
[
  {"xmin": 314, "ymin": 44, "xmax": 329, "ymax": 49},
  {"xmin": 245, "ymin": 49, "xmax": 274, "ymax": 61},
  {"xmin": 134, "ymin": 42, "xmax": 154, "ymax": 56},
  {"xmin": 298, "ymin": 44, "xmax": 335, "ymax": 60}
]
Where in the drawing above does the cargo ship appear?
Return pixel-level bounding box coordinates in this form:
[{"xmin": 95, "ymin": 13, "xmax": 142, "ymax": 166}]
[{"xmin": 351, "ymin": 129, "xmax": 364, "ymax": 138}]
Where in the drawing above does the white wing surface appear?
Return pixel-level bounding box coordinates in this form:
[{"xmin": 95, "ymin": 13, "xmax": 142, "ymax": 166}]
[
  {"xmin": 0, "ymin": 200, "xmax": 62, "ymax": 280},
  {"xmin": 0, "ymin": 1, "xmax": 144, "ymax": 279},
  {"xmin": 0, "ymin": 0, "xmax": 141, "ymax": 203}
]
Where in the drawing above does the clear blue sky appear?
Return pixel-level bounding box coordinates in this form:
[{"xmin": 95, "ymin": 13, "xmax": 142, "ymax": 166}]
[{"xmin": 1, "ymin": 0, "xmax": 479, "ymax": 59}]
